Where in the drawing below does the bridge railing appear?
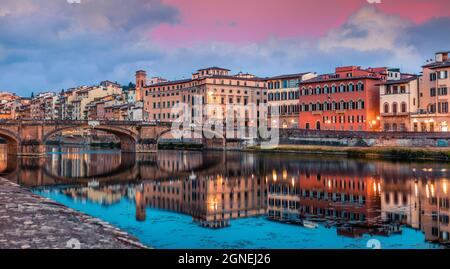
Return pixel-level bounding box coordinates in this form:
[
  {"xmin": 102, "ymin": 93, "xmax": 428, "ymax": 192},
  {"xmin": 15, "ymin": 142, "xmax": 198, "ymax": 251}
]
[
  {"xmin": 0, "ymin": 119, "xmax": 173, "ymax": 127},
  {"xmin": 2, "ymin": 119, "xmax": 450, "ymax": 139}
]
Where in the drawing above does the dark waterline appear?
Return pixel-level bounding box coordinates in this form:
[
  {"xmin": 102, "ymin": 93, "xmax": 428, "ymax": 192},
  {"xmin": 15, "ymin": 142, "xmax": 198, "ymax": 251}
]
[{"xmin": 1, "ymin": 145, "xmax": 448, "ymax": 249}]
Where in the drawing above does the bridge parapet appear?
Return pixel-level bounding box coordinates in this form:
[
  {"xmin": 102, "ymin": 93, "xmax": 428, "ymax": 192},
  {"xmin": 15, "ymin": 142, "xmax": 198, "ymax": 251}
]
[{"xmin": 0, "ymin": 120, "xmax": 173, "ymax": 156}]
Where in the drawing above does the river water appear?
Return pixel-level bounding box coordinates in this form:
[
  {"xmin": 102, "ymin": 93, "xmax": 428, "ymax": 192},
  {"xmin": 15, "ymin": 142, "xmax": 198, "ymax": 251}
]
[{"xmin": 1, "ymin": 145, "xmax": 449, "ymax": 249}]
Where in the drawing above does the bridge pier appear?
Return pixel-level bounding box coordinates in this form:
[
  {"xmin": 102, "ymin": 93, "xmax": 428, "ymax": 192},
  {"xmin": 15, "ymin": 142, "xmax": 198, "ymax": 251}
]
[
  {"xmin": 135, "ymin": 140, "xmax": 158, "ymax": 153},
  {"xmin": 14, "ymin": 141, "xmax": 46, "ymax": 157},
  {"xmin": 119, "ymin": 139, "xmax": 158, "ymax": 153}
]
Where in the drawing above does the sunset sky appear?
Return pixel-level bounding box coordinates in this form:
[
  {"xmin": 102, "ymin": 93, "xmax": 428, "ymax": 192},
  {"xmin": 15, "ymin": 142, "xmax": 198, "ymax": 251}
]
[{"xmin": 1, "ymin": 0, "xmax": 450, "ymax": 95}]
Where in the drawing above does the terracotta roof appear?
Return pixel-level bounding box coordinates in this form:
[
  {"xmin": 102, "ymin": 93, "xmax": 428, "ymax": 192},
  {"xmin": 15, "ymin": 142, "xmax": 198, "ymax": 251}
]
[
  {"xmin": 267, "ymin": 72, "xmax": 311, "ymax": 80},
  {"xmin": 422, "ymin": 61, "xmax": 450, "ymax": 69},
  {"xmin": 378, "ymin": 75, "xmax": 418, "ymax": 86},
  {"xmin": 148, "ymin": 74, "xmax": 266, "ymax": 88},
  {"xmin": 300, "ymin": 75, "xmax": 382, "ymax": 85},
  {"xmin": 148, "ymin": 78, "xmax": 193, "ymax": 87},
  {"xmin": 197, "ymin": 67, "xmax": 230, "ymax": 72}
]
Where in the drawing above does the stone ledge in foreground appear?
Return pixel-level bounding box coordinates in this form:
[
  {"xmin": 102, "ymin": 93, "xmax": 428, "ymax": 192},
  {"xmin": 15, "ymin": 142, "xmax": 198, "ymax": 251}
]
[{"xmin": 0, "ymin": 178, "xmax": 149, "ymax": 249}]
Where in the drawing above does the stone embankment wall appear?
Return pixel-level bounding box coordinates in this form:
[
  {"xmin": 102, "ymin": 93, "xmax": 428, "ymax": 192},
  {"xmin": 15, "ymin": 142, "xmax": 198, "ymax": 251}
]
[{"xmin": 279, "ymin": 129, "xmax": 450, "ymax": 148}]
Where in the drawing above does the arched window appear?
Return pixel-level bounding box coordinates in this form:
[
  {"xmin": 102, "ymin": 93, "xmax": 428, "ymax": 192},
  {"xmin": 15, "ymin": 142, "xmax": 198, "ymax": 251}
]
[
  {"xmin": 315, "ymin": 86, "xmax": 321, "ymax": 95},
  {"xmin": 392, "ymin": 102, "xmax": 398, "ymax": 114},
  {"xmin": 324, "ymin": 85, "xmax": 329, "ymax": 94},
  {"xmin": 348, "ymin": 83, "xmax": 354, "ymax": 92},
  {"xmin": 308, "ymin": 87, "xmax": 313, "ymax": 95},
  {"xmin": 358, "ymin": 100, "xmax": 365, "ymax": 109},
  {"xmin": 384, "ymin": 103, "xmax": 389, "ymax": 114},
  {"xmin": 331, "ymin": 85, "xmax": 337, "ymax": 93},
  {"xmin": 339, "ymin": 84, "xmax": 345, "ymax": 93},
  {"xmin": 332, "ymin": 101, "xmax": 337, "ymax": 110},
  {"xmin": 348, "ymin": 100, "xmax": 354, "ymax": 110},
  {"xmin": 357, "ymin": 82, "xmax": 364, "ymax": 91},
  {"xmin": 401, "ymin": 102, "xmax": 407, "ymax": 113}
]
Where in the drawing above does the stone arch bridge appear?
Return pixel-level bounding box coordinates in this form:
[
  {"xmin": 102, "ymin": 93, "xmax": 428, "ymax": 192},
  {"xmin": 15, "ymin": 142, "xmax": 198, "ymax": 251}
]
[{"xmin": 0, "ymin": 120, "xmax": 225, "ymax": 156}]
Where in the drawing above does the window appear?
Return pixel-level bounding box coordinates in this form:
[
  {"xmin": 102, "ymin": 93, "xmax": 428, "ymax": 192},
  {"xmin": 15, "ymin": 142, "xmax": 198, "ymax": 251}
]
[
  {"xmin": 348, "ymin": 83, "xmax": 354, "ymax": 92},
  {"xmin": 316, "ymin": 86, "xmax": 321, "ymax": 95},
  {"xmin": 357, "ymin": 82, "xmax": 364, "ymax": 91},
  {"xmin": 392, "ymin": 103, "xmax": 398, "ymax": 114},
  {"xmin": 438, "ymin": 71, "xmax": 449, "ymax": 79},
  {"xmin": 358, "ymin": 100, "xmax": 365, "ymax": 109},
  {"xmin": 438, "ymin": 87, "xmax": 448, "ymax": 96},
  {"xmin": 386, "ymin": 86, "xmax": 392, "ymax": 95},
  {"xmin": 431, "ymin": 88, "xmax": 437, "ymax": 97},
  {"xmin": 430, "ymin": 73, "xmax": 437, "ymax": 81},
  {"xmin": 429, "ymin": 103, "xmax": 437, "ymax": 113},
  {"xmin": 384, "ymin": 103, "xmax": 389, "ymax": 114},
  {"xmin": 401, "ymin": 102, "xmax": 407, "ymax": 113},
  {"xmin": 439, "ymin": 102, "xmax": 449, "ymax": 113}
]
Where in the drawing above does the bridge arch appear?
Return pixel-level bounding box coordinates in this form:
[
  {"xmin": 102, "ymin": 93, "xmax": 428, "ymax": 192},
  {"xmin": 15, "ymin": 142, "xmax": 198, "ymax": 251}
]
[
  {"xmin": 0, "ymin": 128, "xmax": 20, "ymax": 155},
  {"xmin": 42, "ymin": 124, "xmax": 139, "ymax": 152},
  {"xmin": 42, "ymin": 153, "xmax": 138, "ymax": 183}
]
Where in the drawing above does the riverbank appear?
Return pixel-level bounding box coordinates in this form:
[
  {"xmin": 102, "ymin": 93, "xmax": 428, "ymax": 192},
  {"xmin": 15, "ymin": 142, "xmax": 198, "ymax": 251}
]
[
  {"xmin": 245, "ymin": 145, "xmax": 450, "ymax": 162},
  {"xmin": 0, "ymin": 177, "xmax": 148, "ymax": 249}
]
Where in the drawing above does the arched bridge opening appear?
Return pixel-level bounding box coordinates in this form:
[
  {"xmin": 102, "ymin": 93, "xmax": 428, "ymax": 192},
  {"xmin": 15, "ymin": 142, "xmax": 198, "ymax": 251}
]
[
  {"xmin": 43, "ymin": 125, "xmax": 138, "ymax": 153},
  {"xmin": 0, "ymin": 129, "xmax": 20, "ymax": 156}
]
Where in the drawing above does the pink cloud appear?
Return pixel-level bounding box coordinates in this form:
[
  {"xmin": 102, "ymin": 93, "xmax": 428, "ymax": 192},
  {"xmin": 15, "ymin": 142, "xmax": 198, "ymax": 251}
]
[{"xmin": 150, "ymin": 0, "xmax": 450, "ymax": 46}]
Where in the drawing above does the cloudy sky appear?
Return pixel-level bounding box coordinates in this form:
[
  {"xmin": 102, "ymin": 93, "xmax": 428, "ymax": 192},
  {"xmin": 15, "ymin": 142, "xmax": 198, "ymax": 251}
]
[{"xmin": 1, "ymin": 0, "xmax": 450, "ymax": 96}]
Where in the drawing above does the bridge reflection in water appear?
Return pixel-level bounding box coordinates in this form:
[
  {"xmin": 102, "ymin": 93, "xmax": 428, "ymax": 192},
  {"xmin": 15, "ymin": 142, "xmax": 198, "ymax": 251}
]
[{"xmin": 1, "ymin": 145, "xmax": 450, "ymax": 248}]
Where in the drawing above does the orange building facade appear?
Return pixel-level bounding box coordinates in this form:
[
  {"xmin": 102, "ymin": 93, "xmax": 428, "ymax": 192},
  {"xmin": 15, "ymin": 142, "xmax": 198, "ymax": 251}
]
[
  {"xmin": 298, "ymin": 66, "xmax": 387, "ymax": 131},
  {"xmin": 137, "ymin": 67, "xmax": 268, "ymax": 129},
  {"xmin": 413, "ymin": 51, "xmax": 450, "ymax": 132}
]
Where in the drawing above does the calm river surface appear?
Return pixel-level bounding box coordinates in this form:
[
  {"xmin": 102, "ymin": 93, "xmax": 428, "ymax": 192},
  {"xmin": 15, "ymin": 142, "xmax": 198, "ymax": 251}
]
[{"xmin": 1, "ymin": 145, "xmax": 449, "ymax": 249}]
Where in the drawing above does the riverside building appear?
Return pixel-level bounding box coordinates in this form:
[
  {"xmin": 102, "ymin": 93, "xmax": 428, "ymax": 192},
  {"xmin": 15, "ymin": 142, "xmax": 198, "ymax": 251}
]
[
  {"xmin": 379, "ymin": 69, "xmax": 420, "ymax": 132},
  {"xmin": 267, "ymin": 72, "xmax": 317, "ymax": 129},
  {"xmin": 413, "ymin": 51, "xmax": 450, "ymax": 132},
  {"xmin": 298, "ymin": 66, "xmax": 387, "ymax": 131},
  {"xmin": 138, "ymin": 67, "xmax": 268, "ymax": 133}
]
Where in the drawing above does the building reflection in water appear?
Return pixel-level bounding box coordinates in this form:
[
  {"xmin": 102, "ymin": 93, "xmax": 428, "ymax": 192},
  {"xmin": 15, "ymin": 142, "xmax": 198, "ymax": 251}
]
[{"xmin": 1, "ymin": 145, "xmax": 450, "ymax": 246}]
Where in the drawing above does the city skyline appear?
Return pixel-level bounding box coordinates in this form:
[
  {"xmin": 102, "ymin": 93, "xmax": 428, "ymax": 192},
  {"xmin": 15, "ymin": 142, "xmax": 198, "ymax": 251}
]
[{"xmin": 1, "ymin": 0, "xmax": 450, "ymax": 95}]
